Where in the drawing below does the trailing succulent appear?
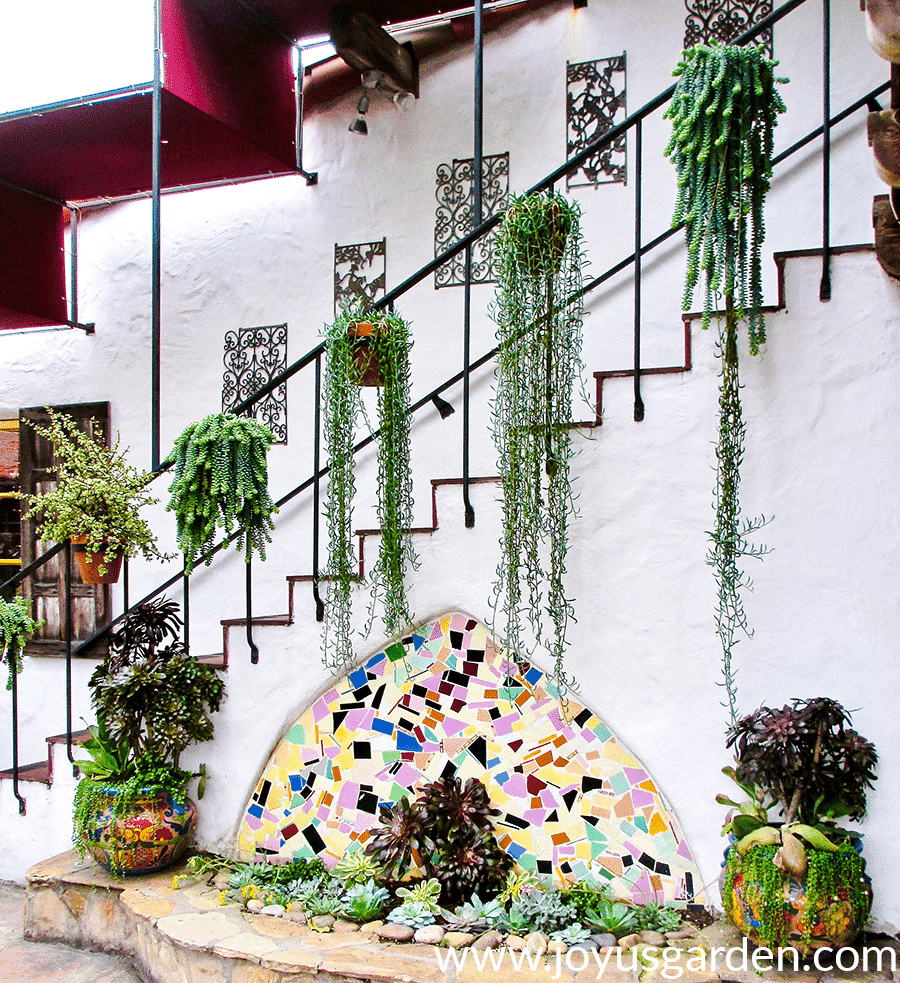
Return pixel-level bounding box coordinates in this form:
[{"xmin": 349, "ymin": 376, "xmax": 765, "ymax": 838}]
[
  {"xmin": 165, "ymin": 412, "xmax": 276, "ymax": 572},
  {"xmin": 491, "ymin": 190, "xmax": 585, "ymax": 697},
  {"xmin": 0, "ymin": 594, "xmax": 41, "ymax": 688},
  {"xmin": 363, "ymin": 776, "xmax": 512, "ymax": 905},
  {"xmin": 664, "ymin": 44, "xmax": 786, "ymax": 724},
  {"xmin": 321, "ymin": 306, "xmax": 416, "ymax": 674}
]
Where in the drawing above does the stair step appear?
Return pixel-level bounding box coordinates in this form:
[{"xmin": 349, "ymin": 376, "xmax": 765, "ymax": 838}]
[
  {"xmin": 219, "ymin": 614, "xmax": 292, "ymax": 628},
  {"xmin": 46, "ymin": 729, "xmax": 91, "ymax": 746},
  {"xmin": 194, "ymin": 653, "xmax": 226, "ymax": 668},
  {"xmin": 0, "ymin": 761, "xmax": 50, "ymax": 785}
]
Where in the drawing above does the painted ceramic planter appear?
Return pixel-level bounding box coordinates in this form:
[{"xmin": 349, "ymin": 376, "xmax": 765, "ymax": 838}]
[
  {"xmin": 723, "ymin": 845, "xmax": 871, "ymax": 954},
  {"xmin": 71, "ymin": 535, "xmax": 123, "ymax": 585},
  {"xmin": 82, "ymin": 787, "xmax": 197, "ymax": 875}
]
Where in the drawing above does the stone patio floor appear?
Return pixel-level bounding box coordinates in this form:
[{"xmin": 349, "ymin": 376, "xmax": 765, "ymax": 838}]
[{"xmin": 17, "ymin": 852, "xmax": 900, "ymax": 983}]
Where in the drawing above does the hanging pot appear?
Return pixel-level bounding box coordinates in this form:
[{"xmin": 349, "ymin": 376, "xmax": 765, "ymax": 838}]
[
  {"xmin": 71, "ymin": 535, "xmax": 124, "ymax": 585},
  {"xmin": 348, "ymin": 321, "xmax": 385, "ymax": 387},
  {"xmin": 506, "ymin": 198, "xmax": 572, "ymax": 279},
  {"xmin": 865, "ymin": 0, "xmax": 900, "ymax": 62},
  {"xmin": 81, "ymin": 784, "xmax": 197, "ymax": 875}
]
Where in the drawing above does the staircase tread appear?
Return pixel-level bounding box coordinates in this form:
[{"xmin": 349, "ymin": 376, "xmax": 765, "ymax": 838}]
[
  {"xmin": 194, "ymin": 653, "xmax": 226, "ymax": 667},
  {"xmin": 46, "ymin": 730, "xmax": 91, "ymax": 745},
  {"xmin": 220, "ymin": 613, "xmax": 292, "ymax": 628},
  {"xmin": 0, "ymin": 761, "xmax": 51, "ymax": 784}
]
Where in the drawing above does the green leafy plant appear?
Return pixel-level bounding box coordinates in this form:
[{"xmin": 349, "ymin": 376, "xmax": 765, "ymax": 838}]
[
  {"xmin": 559, "ymin": 876, "xmax": 612, "ymax": 922},
  {"xmin": 74, "ymin": 598, "xmax": 225, "ymax": 876},
  {"xmin": 89, "ymin": 598, "xmax": 225, "ymax": 765},
  {"xmin": 20, "ymin": 409, "xmax": 164, "ymax": 575},
  {"xmin": 664, "ymin": 44, "xmax": 785, "ymax": 723},
  {"xmin": 164, "ymin": 412, "xmax": 276, "ymax": 572},
  {"xmin": 550, "ymin": 922, "xmax": 592, "ymax": 945},
  {"xmin": 491, "ymin": 190, "xmax": 585, "ymax": 696},
  {"xmin": 718, "ymin": 699, "xmax": 876, "ymax": 950},
  {"xmin": 0, "ymin": 594, "xmax": 41, "ymax": 688},
  {"xmin": 321, "ymin": 306, "xmax": 416, "ymax": 674},
  {"xmin": 343, "ymin": 879, "xmax": 391, "ymax": 921},
  {"xmin": 495, "ymin": 866, "xmax": 542, "ymax": 905}
]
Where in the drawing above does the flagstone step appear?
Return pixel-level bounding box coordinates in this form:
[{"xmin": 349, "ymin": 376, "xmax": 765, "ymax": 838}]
[{"xmin": 24, "ymin": 850, "xmax": 900, "ymax": 983}]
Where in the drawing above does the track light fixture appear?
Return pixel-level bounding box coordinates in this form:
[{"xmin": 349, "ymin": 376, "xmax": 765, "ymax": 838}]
[{"xmin": 348, "ymin": 91, "xmax": 370, "ymax": 135}]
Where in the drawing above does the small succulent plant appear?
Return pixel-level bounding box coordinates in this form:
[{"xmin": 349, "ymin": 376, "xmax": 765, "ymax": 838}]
[
  {"xmin": 496, "ymin": 866, "xmax": 542, "ymax": 905},
  {"xmin": 441, "ymin": 894, "xmax": 506, "ymax": 932},
  {"xmin": 343, "ymin": 879, "xmax": 391, "ymax": 922},
  {"xmin": 550, "ymin": 922, "xmax": 593, "ymax": 946},
  {"xmin": 632, "ymin": 901, "xmax": 684, "ymax": 934},
  {"xmin": 559, "ymin": 876, "xmax": 613, "ymax": 922},
  {"xmin": 387, "ymin": 900, "xmax": 437, "ymax": 929},
  {"xmin": 395, "ymin": 877, "xmax": 442, "ymax": 912},
  {"xmin": 419, "ymin": 776, "xmax": 500, "ymax": 838},
  {"xmin": 334, "ymin": 849, "xmax": 385, "ymax": 886},
  {"xmin": 363, "ymin": 796, "xmax": 432, "ymax": 880},
  {"xmin": 507, "ymin": 888, "xmax": 578, "ymax": 935},
  {"xmin": 583, "ymin": 898, "xmax": 637, "ymax": 936}
]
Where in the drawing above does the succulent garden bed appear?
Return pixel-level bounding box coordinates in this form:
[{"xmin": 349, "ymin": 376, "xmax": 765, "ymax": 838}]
[{"xmin": 174, "ymin": 849, "xmax": 699, "ymax": 953}]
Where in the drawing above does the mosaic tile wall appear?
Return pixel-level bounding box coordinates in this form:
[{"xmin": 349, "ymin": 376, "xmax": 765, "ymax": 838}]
[{"xmin": 238, "ymin": 613, "xmax": 703, "ymax": 904}]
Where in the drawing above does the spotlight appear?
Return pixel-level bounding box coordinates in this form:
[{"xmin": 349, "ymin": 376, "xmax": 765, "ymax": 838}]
[
  {"xmin": 431, "ymin": 393, "xmax": 455, "ymax": 419},
  {"xmin": 349, "ymin": 92, "xmax": 369, "ymax": 135}
]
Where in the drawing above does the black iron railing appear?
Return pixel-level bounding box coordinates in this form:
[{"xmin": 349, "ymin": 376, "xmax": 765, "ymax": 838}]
[{"xmin": 2, "ymin": 0, "xmax": 885, "ymax": 812}]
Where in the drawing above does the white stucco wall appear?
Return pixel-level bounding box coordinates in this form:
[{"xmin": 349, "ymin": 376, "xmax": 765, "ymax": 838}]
[{"xmin": 0, "ymin": 0, "xmax": 897, "ymax": 933}]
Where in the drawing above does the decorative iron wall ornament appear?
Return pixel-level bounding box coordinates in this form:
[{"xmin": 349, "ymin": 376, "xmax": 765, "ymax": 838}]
[
  {"xmin": 222, "ymin": 324, "xmax": 288, "ymax": 444},
  {"xmin": 684, "ymin": 0, "xmax": 773, "ymax": 56},
  {"xmin": 566, "ymin": 55, "xmax": 627, "ymax": 189},
  {"xmin": 434, "ymin": 152, "xmax": 509, "ymax": 288},
  {"xmin": 334, "ymin": 239, "xmax": 386, "ymax": 314}
]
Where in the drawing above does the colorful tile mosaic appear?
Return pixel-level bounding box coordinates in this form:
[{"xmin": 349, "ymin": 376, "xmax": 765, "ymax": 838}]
[{"xmin": 237, "ymin": 613, "xmax": 704, "ymax": 904}]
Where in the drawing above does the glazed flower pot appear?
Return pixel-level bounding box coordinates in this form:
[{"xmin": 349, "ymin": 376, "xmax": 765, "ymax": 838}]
[
  {"xmin": 723, "ymin": 843, "xmax": 872, "ymax": 954},
  {"xmin": 81, "ymin": 786, "xmax": 197, "ymax": 875},
  {"xmin": 348, "ymin": 321, "xmax": 385, "ymax": 387},
  {"xmin": 71, "ymin": 535, "xmax": 124, "ymax": 585},
  {"xmin": 868, "ymin": 110, "xmax": 900, "ymax": 187},
  {"xmin": 866, "ymin": 0, "xmax": 900, "ymax": 62}
]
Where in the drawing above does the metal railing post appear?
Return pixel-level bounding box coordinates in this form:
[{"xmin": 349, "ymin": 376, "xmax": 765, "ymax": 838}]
[
  {"xmin": 65, "ymin": 540, "xmax": 75, "ymax": 768},
  {"xmin": 820, "ymin": 0, "xmax": 832, "ymax": 300},
  {"xmin": 183, "ymin": 570, "xmax": 191, "ymax": 654},
  {"xmin": 10, "ymin": 656, "xmax": 24, "ymax": 814},
  {"xmin": 151, "ymin": 0, "xmax": 163, "ymax": 469},
  {"xmin": 246, "ymin": 558, "xmax": 259, "ymax": 664},
  {"xmin": 633, "ymin": 118, "xmax": 645, "ymax": 422},
  {"xmin": 312, "ymin": 352, "xmax": 325, "ymax": 621}
]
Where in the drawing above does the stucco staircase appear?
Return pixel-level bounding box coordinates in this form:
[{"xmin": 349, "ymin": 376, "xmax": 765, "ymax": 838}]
[{"xmin": 0, "ymin": 243, "xmax": 885, "ymax": 884}]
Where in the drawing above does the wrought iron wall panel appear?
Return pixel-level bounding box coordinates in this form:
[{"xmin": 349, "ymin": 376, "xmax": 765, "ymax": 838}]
[
  {"xmin": 684, "ymin": 0, "xmax": 773, "ymax": 55},
  {"xmin": 566, "ymin": 55, "xmax": 627, "ymax": 189},
  {"xmin": 334, "ymin": 239, "xmax": 386, "ymax": 314},
  {"xmin": 222, "ymin": 324, "xmax": 288, "ymax": 443},
  {"xmin": 434, "ymin": 153, "xmax": 509, "ymax": 288}
]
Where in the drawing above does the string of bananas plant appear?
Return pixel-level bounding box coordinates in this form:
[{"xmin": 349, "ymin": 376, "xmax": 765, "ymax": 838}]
[
  {"xmin": 491, "ymin": 190, "xmax": 584, "ymax": 697},
  {"xmin": 664, "ymin": 43, "xmax": 786, "ymax": 724},
  {"xmin": 164, "ymin": 412, "xmax": 276, "ymax": 572},
  {"xmin": 321, "ymin": 307, "xmax": 415, "ymax": 674}
]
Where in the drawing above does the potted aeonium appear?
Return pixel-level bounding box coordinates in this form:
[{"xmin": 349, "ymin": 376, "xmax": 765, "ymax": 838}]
[
  {"xmin": 74, "ymin": 598, "xmax": 225, "ymax": 876},
  {"xmin": 718, "ymin": 697, "xmax": 877, "ymax": 953},
  {"xmin": 20, "ymin": 409, "xmax": 164, "ymax": 584}
]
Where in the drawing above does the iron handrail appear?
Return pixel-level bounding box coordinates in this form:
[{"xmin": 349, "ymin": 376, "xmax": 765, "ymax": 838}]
[{"xmin": 5, "ymin": 0, "xmax": 876, "ymax": 795}]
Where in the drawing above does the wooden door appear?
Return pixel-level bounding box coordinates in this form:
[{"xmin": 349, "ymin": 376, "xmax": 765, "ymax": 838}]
[{"xmin": 19, "ymin": 403, "xmax": 110, "ymax": 657}]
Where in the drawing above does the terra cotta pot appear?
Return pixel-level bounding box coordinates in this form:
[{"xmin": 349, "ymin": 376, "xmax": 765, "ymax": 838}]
[{"xmin": 71, "ymin": 535, "xmax": 124, "ymax": 585}]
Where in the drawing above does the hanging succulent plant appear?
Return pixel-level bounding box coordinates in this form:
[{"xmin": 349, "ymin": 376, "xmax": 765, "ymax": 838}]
[
  {"xmin": 164, "ymin": 412, "xmax": 276, "ymax": 572},
  {"xmin": 664, "ymin": 44, "xmax": 785, "ymax": 723},
  {"xmin": 491, "ymin": 190, "xmax": 585, "ymax": 695},
  {"xmin": 321, "ymin": 306, "xmax": 416, "ymax": 674},
  {"xmin": 0, "ymin": 594, "xmax": 41, "ymax": 688}
]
